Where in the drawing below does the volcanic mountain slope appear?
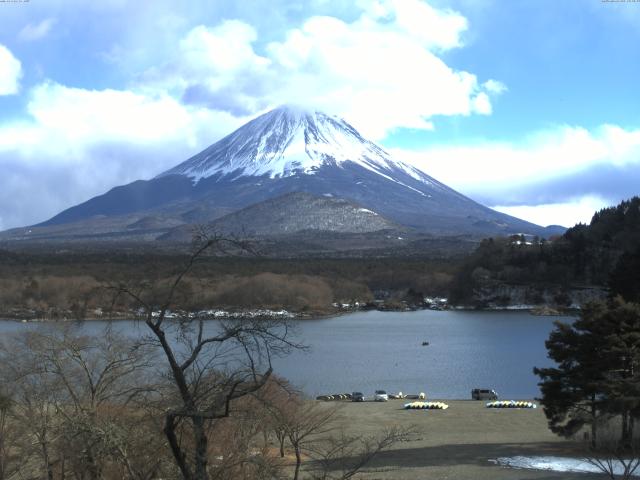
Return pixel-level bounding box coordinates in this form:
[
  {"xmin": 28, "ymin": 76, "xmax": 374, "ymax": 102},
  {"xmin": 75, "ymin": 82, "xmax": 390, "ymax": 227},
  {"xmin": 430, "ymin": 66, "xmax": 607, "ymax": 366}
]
[
  {"xmin": 159, "ymin": 192, "xmax": 401, "ymax": 243},
  {"xmin": 5, "ymin": 105, "xmax": 561, "ymax": 244},
  {"xmin": 211, "ymin": 191, "xmax": 399, "ymax": 235}
]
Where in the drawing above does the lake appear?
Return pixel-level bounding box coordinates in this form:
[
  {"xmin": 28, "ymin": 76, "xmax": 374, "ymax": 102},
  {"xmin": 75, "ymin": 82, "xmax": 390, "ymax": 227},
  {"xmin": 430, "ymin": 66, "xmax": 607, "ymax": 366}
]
[{"xmin": 0, "ymin": 310, "xmax": 570, "ymax": 399}]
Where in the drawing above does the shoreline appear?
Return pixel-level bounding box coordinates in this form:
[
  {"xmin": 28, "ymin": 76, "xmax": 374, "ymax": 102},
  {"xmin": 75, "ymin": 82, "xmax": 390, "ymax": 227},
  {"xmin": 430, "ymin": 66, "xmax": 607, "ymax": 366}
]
[{"xmin": 0, "ymin": 304, "xmax": 578, "ymax": 322}]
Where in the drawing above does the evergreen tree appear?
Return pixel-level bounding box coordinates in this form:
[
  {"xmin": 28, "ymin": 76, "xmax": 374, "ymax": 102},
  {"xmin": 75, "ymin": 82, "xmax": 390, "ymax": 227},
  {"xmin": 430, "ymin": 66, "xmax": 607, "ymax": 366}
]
[
  {"xmin": 594, "ymin": 299, "xmax": 640, "ymax": 445},
  {"xmin": 534, "ymin": 303, "xmax": 608, "ymax": 447},
  {"xmin": 610, "ymin": 248, "xmax": 640, "ymax": 303},
  {"xmin": 535, "ymin": 299, "xmax": 640, "ymax": 448}
]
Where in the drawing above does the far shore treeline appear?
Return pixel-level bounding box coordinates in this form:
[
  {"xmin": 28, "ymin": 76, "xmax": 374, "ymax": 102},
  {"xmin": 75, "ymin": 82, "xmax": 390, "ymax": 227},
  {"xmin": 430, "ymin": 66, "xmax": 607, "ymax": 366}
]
[
  {"xmin": 0, "ymin": 252, "xmax": 457, "ymax": 319},
  {"xmin": 450, "ymin": 196, "xmax": 640, "ymax": 307},
  {"xmin": 0, "ymin": 196, "xmax": 639, "ymax": 319}
]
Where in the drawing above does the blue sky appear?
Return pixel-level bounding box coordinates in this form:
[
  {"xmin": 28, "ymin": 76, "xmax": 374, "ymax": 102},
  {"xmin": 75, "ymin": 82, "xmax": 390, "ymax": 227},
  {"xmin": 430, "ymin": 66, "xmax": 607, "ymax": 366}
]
[{"xmin": 0, "ymin": 0, "xmax": 638, "ymax": 230}]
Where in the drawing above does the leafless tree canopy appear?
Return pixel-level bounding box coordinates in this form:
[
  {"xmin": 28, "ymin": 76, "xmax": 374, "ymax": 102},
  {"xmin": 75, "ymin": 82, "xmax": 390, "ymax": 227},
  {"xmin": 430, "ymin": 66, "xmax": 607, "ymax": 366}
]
[
  {"xmin": 581, "ymin": 422, "xmax": 640, "ymax": 480},
  {"xmin": 0, "ymin": 325, "xmax": 164, "ymax": 480},
  {"xmin": 0, "ymin": 233, "xmax": 407, "ymax": 480}
]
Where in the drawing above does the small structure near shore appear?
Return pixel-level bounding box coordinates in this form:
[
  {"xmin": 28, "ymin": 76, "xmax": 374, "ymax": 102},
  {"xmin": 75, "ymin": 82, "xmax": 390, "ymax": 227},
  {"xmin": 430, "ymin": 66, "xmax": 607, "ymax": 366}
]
[{"xmin": 423, "ymin": 297, "xmax": 449, "ymax": 310}]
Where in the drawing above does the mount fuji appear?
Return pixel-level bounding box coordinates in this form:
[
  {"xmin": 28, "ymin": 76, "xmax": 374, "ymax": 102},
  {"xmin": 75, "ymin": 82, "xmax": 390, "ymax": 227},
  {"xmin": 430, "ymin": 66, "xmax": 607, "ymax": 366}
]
[{"xmin": 3, "ymin": 106, "xmax": 561, "ymax": 248}]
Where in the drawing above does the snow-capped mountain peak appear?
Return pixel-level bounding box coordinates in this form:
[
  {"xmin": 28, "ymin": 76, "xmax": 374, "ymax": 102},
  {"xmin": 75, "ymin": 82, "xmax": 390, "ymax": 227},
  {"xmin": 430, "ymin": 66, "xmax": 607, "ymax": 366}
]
[
  {"xmin": 31, "ymin": 105, "xmax": 553, "ymax": 240},
  {"xmin": 157, "ymin": 105, "xmax": 430, "ymax": 186}
]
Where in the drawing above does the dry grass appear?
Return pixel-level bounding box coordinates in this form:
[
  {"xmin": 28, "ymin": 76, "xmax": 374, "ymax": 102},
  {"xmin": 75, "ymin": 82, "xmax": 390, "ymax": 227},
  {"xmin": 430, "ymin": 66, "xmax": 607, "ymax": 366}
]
[{"xmin": 317, "ymin": 399, "xmax": 597, "ymax": 479}]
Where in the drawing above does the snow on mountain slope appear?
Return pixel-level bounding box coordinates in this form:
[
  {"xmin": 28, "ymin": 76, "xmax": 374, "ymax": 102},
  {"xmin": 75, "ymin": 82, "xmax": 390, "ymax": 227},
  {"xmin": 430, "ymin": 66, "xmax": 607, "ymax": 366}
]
[
  {"xmin": 158, "ymin": 105, "xmax": 441, "ymax": 195},
  {"xmin": 27, "ymin": 104, "xmax": 556, "ymax": 240}
]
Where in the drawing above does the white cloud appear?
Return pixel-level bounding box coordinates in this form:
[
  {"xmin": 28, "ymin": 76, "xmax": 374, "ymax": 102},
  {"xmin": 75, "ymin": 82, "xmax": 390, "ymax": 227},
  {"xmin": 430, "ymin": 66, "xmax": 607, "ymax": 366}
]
[
  {"xmin": 264, "ymin": 11, "xmax": 484, "ymax": 139},
  {"xmin": 27, "ymin": 82, "xmax": 194, "ymax": 146},
  {"xmin": 0, "ymin": 45, "xmax": 22, "ymax": 95},
  {"xmin": 0, "ymin": 1, "xmax": 508, "ymax": 229},
  {"xmin": 393, "ymin": 124, "xmax": 640, "ymax": 191},
  {"xmin": 391, "ymin": 123, "xmax": 640, "ymax": 226},
  {"xmin": 18, "ymin": 18, "xmax": 57, "ymax": 42},
  {"xmin": 482, "ymin": 79, "xmax": 507, "ymax": 94},
  {"xmin": 0, "ymin": 81, "xmax": 247, "ymax": 228},
  {"xmin": 0, "ymin": 81, "xmax": 245, "ymax": 157},
  {"xmin": 180, "ymin": 22, "xmax": 269, "ymax": 75},
  {"xmin": 492, "ymin": 195, "xmax": 612, "ymax": 228},
  {"xmin": 138, "ymin": 20, "xmax": 272, "ymax": 115},
  {"xmin": 358, "ymin": 0, "xmax": 469, "ymax": 50},
  {"xmin": 142, "ymin": 1, "xmax": 502, "ymax": 139},
  {"xmin": 471, "ymin": 91, "xmax": 492, "ymax": 114}
]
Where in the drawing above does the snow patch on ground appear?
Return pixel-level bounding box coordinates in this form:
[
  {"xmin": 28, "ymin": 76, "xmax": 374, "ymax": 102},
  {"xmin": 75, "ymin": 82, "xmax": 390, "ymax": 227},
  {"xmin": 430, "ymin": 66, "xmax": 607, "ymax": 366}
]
[
  {"xmin": 357, "ymin": 208, "xmax": 376, "ymax": 215},
  {"xmin": 490, "ymin": 456, "xmax": 640, "ymax": 476}
]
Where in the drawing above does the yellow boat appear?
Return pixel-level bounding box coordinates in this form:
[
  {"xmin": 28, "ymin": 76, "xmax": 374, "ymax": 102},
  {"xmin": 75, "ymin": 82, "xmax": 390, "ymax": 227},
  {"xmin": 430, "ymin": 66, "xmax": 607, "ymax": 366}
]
[{"xmin": 403, "ymin": 401, "xmax": 449, "ymax": 410}]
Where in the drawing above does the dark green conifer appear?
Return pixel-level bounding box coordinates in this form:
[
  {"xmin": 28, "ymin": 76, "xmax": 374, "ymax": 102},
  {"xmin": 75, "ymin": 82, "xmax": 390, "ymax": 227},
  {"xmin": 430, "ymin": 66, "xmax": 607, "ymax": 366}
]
[{"xmin": 535, "ymin": 299, "xmax": 640, "ymax": 448}]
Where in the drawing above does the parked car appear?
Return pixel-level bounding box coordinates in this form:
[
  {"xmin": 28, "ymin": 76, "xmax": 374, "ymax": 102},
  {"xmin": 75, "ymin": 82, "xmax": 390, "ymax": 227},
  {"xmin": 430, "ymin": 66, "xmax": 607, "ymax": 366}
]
[
  {"xmin": 471, "ymin": 388, "xmax": 498, "ymax": 400},
  {"xmin": 352, "ymin": 391, "xmax": 365, "ymax": 402},
  {"xmin": 374, "ymin": 390, "xmax": 389, "ymax": 402}
]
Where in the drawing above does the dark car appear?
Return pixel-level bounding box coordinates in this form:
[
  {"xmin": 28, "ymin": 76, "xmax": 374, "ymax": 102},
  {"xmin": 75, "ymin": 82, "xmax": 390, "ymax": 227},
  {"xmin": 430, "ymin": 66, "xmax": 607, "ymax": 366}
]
[
  {"xmin": 352, "ymin": 391, "xmax": 365, "ymax": 402},
  {"xmin": 471, "ymin": 388, "xmax": 498, "ymax": 400}
]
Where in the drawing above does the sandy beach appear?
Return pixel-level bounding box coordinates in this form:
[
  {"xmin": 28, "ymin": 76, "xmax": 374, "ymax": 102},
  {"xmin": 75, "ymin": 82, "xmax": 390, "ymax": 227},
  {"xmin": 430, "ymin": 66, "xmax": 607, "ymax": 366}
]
[{"xmin": 320, "ymin": 399, "xmax": 602, "ymax": 479}]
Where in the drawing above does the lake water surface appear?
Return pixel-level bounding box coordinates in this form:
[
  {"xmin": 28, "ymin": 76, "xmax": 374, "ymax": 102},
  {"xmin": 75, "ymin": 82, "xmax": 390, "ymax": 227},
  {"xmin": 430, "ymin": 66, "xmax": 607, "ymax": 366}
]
[{"xmin": 0, "ymin": 310, "xmax": 570, "ymax": 399}]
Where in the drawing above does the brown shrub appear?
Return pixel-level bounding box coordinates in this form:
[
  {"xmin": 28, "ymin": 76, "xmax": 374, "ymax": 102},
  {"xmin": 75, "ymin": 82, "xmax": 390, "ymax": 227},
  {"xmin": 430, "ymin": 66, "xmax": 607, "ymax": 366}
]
[
  {"xmin": 326, "ymin": 278, "xmax": 373, "ymax": 303},
  {"xmin": 214, "ymin": 273, "xmax": 333, "ymax": 310}
]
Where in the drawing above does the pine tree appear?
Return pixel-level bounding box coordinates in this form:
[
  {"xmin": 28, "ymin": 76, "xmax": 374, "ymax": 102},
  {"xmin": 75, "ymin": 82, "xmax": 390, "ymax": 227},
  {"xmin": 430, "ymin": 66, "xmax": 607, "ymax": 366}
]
[
  {"xmin": 609, "ymin": 248, "xmax": 640, "ymax": 303},
  {"xmin": 535, "ymin": 299, "xmax": 640, "ymax": 449},
  {"xmin": 534, "ymin": 303, "xmax": 608, "ymax": 447},
  {"xmin": 593, "ymin": 299, "xmax": 640, "ymax": 445}
]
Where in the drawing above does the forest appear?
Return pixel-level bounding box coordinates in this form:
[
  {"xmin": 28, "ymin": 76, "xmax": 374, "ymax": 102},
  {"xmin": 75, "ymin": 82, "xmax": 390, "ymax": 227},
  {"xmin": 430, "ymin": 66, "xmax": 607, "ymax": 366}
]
[
  {"xmin": 0, "ymin": 247, "xmax": 458, "ymax": 319},
  {"xmin": 449, "ymin": 197, "xmax": 640, "ymax": 307},
  {"xmin": 1, "ymin": 197, "xmax": 640, "ymax": 317}
]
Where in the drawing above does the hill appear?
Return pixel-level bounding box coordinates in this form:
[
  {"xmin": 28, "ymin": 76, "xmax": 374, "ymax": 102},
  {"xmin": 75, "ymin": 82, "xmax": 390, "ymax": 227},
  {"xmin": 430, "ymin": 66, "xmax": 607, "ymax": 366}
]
[{"xmin": 449, "ymin": 197, "xmax": 640, "ymax": 308}]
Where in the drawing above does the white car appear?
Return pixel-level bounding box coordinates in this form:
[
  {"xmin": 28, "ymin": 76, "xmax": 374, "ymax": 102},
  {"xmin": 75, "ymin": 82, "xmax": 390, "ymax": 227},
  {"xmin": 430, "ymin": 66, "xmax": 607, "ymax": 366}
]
[{"xmin": 374, "ymin": 390, "xmax": 389, "ymax": 402}]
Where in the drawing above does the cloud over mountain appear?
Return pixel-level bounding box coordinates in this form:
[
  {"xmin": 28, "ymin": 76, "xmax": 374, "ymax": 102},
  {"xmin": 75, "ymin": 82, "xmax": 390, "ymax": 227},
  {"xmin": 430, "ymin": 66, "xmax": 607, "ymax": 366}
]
[
  {"xmin": 0, "ymin": 0, "xmax": 636, "ymax": 230},
  {"xmin": 139, "ymin": 0, "xmax": 503, "ymax": 140},
  {"xmin": 0, "ymin": 0, "xmax": 505, "ymax": 230},
  {"xmin": 0, "ymin": 45, "xmax": 22, "ymax": 95}
]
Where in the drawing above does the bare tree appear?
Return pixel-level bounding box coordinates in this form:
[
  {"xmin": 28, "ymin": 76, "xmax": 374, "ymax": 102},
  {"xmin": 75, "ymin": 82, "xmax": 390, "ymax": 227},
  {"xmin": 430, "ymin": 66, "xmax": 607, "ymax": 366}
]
[
  {"xmin": 0, "ymin": 326, "xmax": 161, "ymax": 480},
  {"xmin": 256, "ymin": 377, "xmax": 298, "ymax": 459},
  {"xmin": 0, "ymin": 390, "xmax": 21, "ymax": 480},
  {"xmin": 268, "ymin": 397, "xmax": 339, "ymax": 480},
  {"xmin": 38, "ymin": 327, "xmax": 156, "ymax": 479},
  {"xmin": 0, "ymin": 392, "xmax": 8, "ymax": 480},
  {"xmin": 263, "ymin": 388, "xmax": 410, "ymax": 480},
  {"xmin": 582, "ymin": 423, "xmax": 640, "ymax": 480},
  {"xmin": 111, "ymin": 232, "xmax": 302, "ymax": 480},
  {"xmin": 0, "ymin": 330, "xmax": 64, "ymax": 480},
  {"xmin": 308, "ymin": 427, "xmax": 411, "ymax": 480},
  {"xmin": 203, "ymin": 407, "xmax": 285, "ymax": 480}
]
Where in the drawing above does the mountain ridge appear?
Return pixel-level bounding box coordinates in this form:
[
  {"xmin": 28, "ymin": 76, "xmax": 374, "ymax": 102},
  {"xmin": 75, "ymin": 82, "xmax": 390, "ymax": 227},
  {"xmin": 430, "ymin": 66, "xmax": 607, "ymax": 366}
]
[{"xmin": 6, "ymin": 105, "xmax": 563, "ymax": 246}]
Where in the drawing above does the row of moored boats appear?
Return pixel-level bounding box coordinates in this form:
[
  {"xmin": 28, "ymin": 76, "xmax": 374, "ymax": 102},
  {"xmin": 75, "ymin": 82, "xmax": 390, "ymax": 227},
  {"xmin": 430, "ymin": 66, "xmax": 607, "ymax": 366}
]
[
  {"xmin": 486, "ymin": 400, "xmax": 537, "ymax": 409},
  {"xmin": 403, "ymin": 401, "xmax": 449, "ymax": 410}
]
